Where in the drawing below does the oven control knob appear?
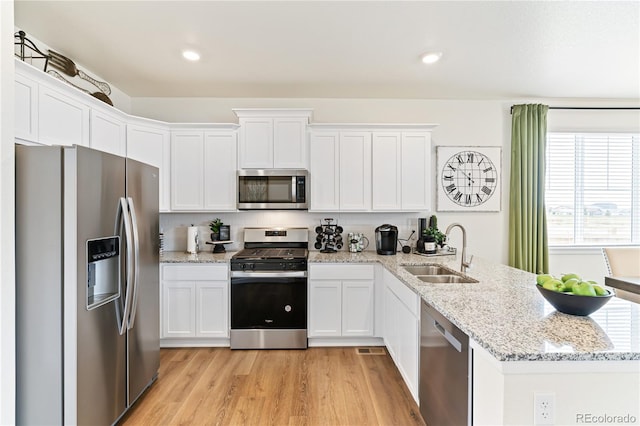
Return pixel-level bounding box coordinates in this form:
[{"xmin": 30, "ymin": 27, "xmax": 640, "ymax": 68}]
[{"xmin": 284, "ymin": 305, "xmax": 292, "ymax": 312}]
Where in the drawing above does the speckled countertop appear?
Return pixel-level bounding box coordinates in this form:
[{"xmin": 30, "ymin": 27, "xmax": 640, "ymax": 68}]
[
  {"xmin": 161, "ymin": 251, "xmax": 236, "ymax": 263},
  {"xmin": 162, "ymin": 250, "xmax": 640, "ymax": 362}
]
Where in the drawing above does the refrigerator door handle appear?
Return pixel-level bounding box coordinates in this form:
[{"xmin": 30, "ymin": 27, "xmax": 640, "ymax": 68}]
[
  {"xmin": 115, "ymin": 197, "xmax": 134, "ymax": 336},
  {"xmin": 126, "ymin": 197, "xmax": 141, "ymax": 329}
]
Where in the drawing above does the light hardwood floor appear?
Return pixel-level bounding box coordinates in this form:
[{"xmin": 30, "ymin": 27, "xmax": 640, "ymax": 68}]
[{"xmin": 119, "ymin": 347, "xmax": 425, "ymax": 426}]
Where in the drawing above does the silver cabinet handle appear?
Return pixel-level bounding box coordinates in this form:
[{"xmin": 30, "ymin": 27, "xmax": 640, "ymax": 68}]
[{"xmin": 230, "ymin": 271, "xmax": 307, "ymax": 278}]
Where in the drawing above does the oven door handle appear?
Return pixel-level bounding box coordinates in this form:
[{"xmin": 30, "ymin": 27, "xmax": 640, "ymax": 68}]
[{"xmin": 230, "ymin": 271, "xmax": 308, "ymax": 278}]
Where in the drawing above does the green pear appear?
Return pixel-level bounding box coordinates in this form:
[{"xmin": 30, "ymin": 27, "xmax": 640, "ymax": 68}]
[
  {"xmin": 593, "ymin": 285, "xmax": 608, "ymax": 296},
  {"xmin": 573, "ymin": 281, "xmax": 596, "ymax": 297},
  {"xmin": 563, "ymin": 278, "xmax": 580, "ymax": 292},
  {"xmin": 542, "ymin": 279, "xmax": 565, "ymax": 292},
  {"xmin": 561, "ymin": 273, "xmax": 581, "ymax": 283},
  {"xmin": 536, "ymin": 274, "xmax": 555, "ymax": 285}
]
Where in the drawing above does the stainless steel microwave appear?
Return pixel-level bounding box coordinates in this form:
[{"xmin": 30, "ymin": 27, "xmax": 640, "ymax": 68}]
[{"xmin": 237, "ymin": 169, "xmax": 308, "ymax": 210}]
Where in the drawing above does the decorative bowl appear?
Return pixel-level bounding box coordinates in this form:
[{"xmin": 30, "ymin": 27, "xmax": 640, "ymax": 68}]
[{"xmin": 536, "ymin": 284, "xmax": 614, "ymax": 316}]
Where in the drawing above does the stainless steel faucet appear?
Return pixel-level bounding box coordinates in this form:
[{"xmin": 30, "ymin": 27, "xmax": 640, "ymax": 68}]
[{"xmin": 445, "ymin": 223, "xmax": 473, "ymax": 273}]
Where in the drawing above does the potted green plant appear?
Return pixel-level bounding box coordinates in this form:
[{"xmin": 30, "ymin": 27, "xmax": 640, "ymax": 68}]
[
  {"xmin": 209, "ymin": 218, "xmax": 223, "ymax": 241},
  {"xmin": 423, "ymin": 215, "xmax": 446, "ymax": 247}
]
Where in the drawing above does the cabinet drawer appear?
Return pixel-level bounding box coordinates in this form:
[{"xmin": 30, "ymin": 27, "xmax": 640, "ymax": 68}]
[
  {"xmin": 163, "ymin": 264, "xmax": 228, "ymax": 281},
  {"xmin": 386, "ymin": 271, "xmax": 419, "ymax": 317},
  {"xmin": 310, "ymin": 263, "xmax": 375, "ymax": 280}
]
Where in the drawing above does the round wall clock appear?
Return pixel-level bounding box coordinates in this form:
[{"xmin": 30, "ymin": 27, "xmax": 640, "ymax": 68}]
[{"xmin": 436, "ymin": 146, "xmax": 502, "ymax": 212}]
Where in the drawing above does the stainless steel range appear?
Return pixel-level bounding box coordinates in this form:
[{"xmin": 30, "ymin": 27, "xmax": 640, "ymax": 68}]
[{"xmin": 230, "ymin": 227, "xmax": 309, "ymax": 349}]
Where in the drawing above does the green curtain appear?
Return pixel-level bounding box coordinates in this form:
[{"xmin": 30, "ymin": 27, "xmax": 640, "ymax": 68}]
[{"xmin": 508, "ymin": 104, "xmax": 549, "ymax": 273}]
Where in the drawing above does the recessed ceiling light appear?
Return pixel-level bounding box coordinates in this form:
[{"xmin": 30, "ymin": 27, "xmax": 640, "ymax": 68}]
[
  {"xmin": 421, "ymin": 52, "xmax": 442, "ymax": 64},
  {"xmin": 182, "ymin": 50, "xmax": 201, "ymax": 61}
]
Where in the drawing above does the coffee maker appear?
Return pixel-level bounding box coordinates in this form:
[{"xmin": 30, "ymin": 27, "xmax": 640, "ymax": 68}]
[{"xmin": 375, "ymin": 224, "xmax": 398, "ymax": 255}]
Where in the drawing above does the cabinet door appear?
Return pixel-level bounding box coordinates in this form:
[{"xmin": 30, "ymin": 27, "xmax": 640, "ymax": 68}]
[
  {"xmin": 397, "ymin": 300, "xmax": 420, "ymax": 400},
  {"xmin": 170, "ymin": 131, "xmax": 204, "ymax": 210},
  {"xmin": 14, "ymin": 73, "xmax": 38, "ymax": 142},
  {"xmin": 162, "ymin": 281, "xmax": 195, "ymax": 338},
  {"xmin": 239, "ymin": 118, "xmax": 273, "ymax": 168},
  {"xmin": 384, "ymin": 286, "xmax": 400, "ymax": 361},
  {"xmin": 38, "ymin": 85, "xmax": 89, "ymax": 146},
  {"xmin": 90, "ymin": 109, "xmax": 126, "ymax": 156},
  {"xmin": 309, "ymin": 132, "xmax": 340, "ymax": 211},
  {"xmin": 196, "ymin": 281, "xmax": 229, "ymax": 338},
  {"xmin": 203, "ymin": 131, "xmax": 237, "ymax": 211},
  {"xmin": 342, "ymin": 280, "xmax": 374, "ymax": 336},
  {"xmin": 126, "ymin": 124, "xmax": 171, "ymax": 212},
  {"xmin": 339, "ymin": 132, "xmax": 371, "ymax": 211},
  {"xmin": 401, "ymin": 132, "xmax": 431, "ymax": 211},
  {"xmin": 273, "ymin": 117, "xmax": 307, "ymax": 169},
  {"xmin": 372, "ymin": 132, "xmax": 402, "ymax": 211},
  {"xmin": 308, "ymin": 280, "xmax": 342, "ymax": 337}
]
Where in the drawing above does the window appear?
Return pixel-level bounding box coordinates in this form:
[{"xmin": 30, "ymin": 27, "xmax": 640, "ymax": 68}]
[{"xmin": 545, "ymin": 133, "xmax": 640, "ymax": 246}]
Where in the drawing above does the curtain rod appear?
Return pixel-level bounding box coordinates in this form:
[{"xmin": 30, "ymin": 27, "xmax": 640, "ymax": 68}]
[{"xmin": 509, "ymin": 106, "xmax": 640, "ymax": 114}]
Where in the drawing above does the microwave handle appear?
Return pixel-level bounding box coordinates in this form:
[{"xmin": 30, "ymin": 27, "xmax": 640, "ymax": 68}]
[{"xmin": 291, "ymin": 176, "xmax": 296, "ymax": 202}]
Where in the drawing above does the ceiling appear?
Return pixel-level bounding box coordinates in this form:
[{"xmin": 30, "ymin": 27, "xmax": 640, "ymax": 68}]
[{"xmin": 14, "ymin": 1, "xmax": 640, "ymax": 100}]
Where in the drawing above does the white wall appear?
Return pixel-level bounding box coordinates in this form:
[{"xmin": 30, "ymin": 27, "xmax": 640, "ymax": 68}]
[{"xmin": 1, "ymin": 1, "xmax": 16, "ymax": 423}]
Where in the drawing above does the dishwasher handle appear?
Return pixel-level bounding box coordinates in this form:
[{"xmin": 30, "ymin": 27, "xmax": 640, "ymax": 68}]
[{"xmin": 434, "ymin": 320, "xmax": 463, "ymax": 352}]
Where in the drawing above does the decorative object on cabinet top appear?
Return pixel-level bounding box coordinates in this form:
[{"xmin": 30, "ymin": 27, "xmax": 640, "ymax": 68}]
[
  {"xmin": 48, "ymin": 49, "xmax": 112, "ymax": 95},
  {"xmin": 14, "ymin": 30, "xmax": 49, "ymax": 71}
]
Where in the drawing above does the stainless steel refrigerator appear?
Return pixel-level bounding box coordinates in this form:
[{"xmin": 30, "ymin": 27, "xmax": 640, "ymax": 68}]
[{"xmin": 15, "ymin": 145, "xmax": 160, "ymax": 425}]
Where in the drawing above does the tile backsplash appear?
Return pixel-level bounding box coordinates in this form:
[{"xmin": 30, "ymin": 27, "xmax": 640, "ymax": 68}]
[{"xmin": 160, "ymin": 211, "xmax": 426, "ymax": 253}]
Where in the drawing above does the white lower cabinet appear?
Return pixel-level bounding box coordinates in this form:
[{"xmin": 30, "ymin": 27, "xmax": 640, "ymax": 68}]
[
  {"xmin": 382, "ymin": 268, "xmax": 420, "ymax": 402},
  {"xmin": 161, "ymin": 264, "xmax": 229, "ymax": 346},
  {"xmin": 309, "ymin": 264, "xmax": 375, "ymax": 338}
]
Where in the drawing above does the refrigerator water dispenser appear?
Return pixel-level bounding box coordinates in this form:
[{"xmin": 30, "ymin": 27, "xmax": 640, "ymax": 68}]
[{"xmin": 87, "ymin": 236, "xmax": 120, "ymax": 310}]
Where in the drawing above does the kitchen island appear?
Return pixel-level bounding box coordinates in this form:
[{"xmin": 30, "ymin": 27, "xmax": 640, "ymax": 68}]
[
  {"xmin": 162, "ymin": 250, "xmax": 640, "ymax": 424},
  {"xmin": 309, "ymin": 251, "xmax": 640, "ymax": 425}
]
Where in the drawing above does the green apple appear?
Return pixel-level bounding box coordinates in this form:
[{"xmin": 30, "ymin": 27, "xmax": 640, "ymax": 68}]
[
  {"xmin": 593, "ymin": 285, "xmax": 608, "ymax": 296},
  {"xmin": 561, "ymin": 273, "xmax": 581, "ymax": 283},
  {"xmin": 536, "ymin": 274, "xmax": 555, "ymax": 285},
  {"xmin": 573, "ymin": 281, "xmax": 597, "ymax": 297},
  {"xmin": 563, "ymin": 278, "xmax": 580, "ymax": 292},
  {"xmin": 542, "ymin": 279, "xmax": 565, "ymax": 292}
]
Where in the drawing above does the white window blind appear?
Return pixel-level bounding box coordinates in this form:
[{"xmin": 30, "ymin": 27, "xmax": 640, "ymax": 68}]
[{"xmin": 545, "ymin": 133, "xmax": 640, "ymax": 246}]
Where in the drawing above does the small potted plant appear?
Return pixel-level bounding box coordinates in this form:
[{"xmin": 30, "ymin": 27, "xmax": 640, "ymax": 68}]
[
  {"xmin": 209, "ymin": 218, "xmax": 223, "ymax": 241},
  {"xmin": 423, "ymin": 215, "xmax": 446, "ymax": 247}
]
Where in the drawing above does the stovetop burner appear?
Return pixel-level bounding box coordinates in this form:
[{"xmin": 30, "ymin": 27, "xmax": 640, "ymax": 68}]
[{"xmin": 233, "ymin": 248, "xmax": 308, "ymax": 260}]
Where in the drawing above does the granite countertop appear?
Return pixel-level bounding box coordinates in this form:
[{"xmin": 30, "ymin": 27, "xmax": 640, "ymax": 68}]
[
  {"xmin": 162, "ymin": 250, "xmax": 640, "ymax": 362},
  {"xmin": 161, "ymin": 251, "xmax": 237, "ymax": 263}
]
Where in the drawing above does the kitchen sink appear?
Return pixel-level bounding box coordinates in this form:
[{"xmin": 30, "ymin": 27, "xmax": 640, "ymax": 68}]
[
  {"xmin": 402, "ymin": 264, "xmax": 478, "ymax": 284},
  {"xmin": 403, "ymin": 264, "xmax": 454, "ymax": 276},
  {"xmin": 416, "ymin": 275, "xmax": 478, "ymax": 284}
]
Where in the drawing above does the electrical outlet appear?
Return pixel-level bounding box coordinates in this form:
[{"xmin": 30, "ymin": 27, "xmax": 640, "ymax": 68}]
[{"xmin": 534, "ymin": 392, "xmax": 555, "ymax": 425}]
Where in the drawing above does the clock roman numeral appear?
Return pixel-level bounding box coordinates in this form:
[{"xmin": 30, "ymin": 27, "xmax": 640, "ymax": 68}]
[
  {"xmin": 465, "ymin": 194, "xmax": 471, "ymax": 205},
  {"xmin": 477, "ymin": 157, "xmax": 485, "ymax": 167},
  {"xmin": 443, "ymin": 174, "xmax": 454, "ymax": 181},
  {"xmin": 453, "ymin": 191, "xmax": 462, "ymax": 202},
  {"xmin": 481, "ymin": 186, "xmax": 492, "ymax": 195},
  {"xmin": 445, "ymin": 184, "xmax": 456, "ymax": 193},
  {"xmin": 456, "ymin": 155, "xmax": 464, "ymax": 164},
  {"xmin": 485, "ymin": 177, "xmax": 495, "ymax": 183},
  {"xmin": 467, "ymin": 153, "xmax": 474, "ymax": 163},
  {"xmin": 447, "ymin": 164, "xmax": 457, "ymax": 172},
  {"xmin": 483, "ymin": 166, "xmax": 493, "ymax": 173},
  {"xmin": 476, "ymin": 193, "xmax": 483, "ymax": 203}
]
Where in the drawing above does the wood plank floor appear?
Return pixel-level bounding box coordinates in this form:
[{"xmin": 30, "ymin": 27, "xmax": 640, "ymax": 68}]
[{"xmin": 119, "ymin": 347, "xmax": 425, "ymax": 426}]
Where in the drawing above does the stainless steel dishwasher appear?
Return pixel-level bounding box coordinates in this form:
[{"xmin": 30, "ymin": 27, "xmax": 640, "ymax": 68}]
[{"xmin": 420, "ymin": 301, "xmax": 471, "ymax": 426}]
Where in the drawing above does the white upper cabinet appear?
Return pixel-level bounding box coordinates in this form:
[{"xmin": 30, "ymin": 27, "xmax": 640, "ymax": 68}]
[
  {"xmin": 14, "ymin": 72, "xmax": 38, "ymax": 142},
  {"xmin": 234, "ymin": 109, "xmax": 312, "ymax": 169},
  {"xmin": 38, "ymin": 85, "xmax": 90, "ymax": 147},
  {"xmin": 170, "ymin": 125, "xmax": 238, "ymax": 211},
  {"xmin": 339, "ymin": 132, "xmax": 372, "ymax": 211},
  {"xmin": 126, "ymin": 121, "xmax": 171, "ymax": 212},
  {"xmin": 90, "ymin": 109, "xmax": 126, "ymax": 156},
  {"xmin": 309, "ymin": 124, "xmax": 437, "ymax": 212},
  {"xmin": 309, "ymin": 132, "xmax": 340, "ymax": 211}
]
